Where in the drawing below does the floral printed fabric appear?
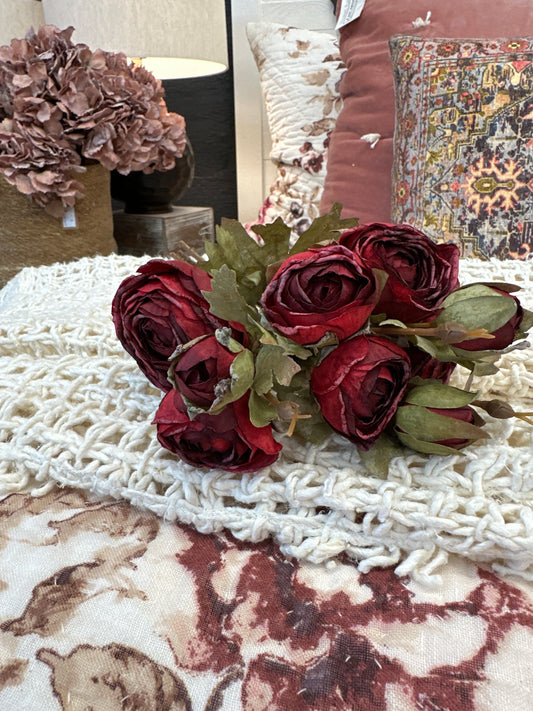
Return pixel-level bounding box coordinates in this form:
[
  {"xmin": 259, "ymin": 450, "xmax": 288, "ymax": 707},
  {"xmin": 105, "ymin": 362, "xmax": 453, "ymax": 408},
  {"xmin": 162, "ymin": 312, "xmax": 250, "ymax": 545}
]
[
  {"xmin": 390, "ymin": 35, "xmax": 533, "ymax": 260},
  {"xmin": 246, "ymin": 22, "xmax": 344, "ymax": 235},
  {"xmin": 1, "ymin": 488, "xmax": 533, "ymax": 710}
]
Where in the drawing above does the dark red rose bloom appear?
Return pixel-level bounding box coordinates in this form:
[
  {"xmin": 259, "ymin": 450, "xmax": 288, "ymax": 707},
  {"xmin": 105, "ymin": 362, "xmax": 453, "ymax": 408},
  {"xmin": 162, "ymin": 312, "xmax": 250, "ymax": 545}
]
[
  {"xmin": 153, "ymin": 391, "xmax": 282, "ymax": 473},
  {"xmin": 404, "ymin": 345, "xmax": 456, "ymax": 384},
  {"xmin": 310, "ymin": 335, "xmax": 411, "ymax": 450},
  {"xmin": 261, "ymin": 244, "xmax": 379, "ymax": 345},
  {"xmin": 170, "ymin": 335, "xmax": 236, "ymax": 408},
  {"xmin": 339, "ymin": 223, "xmax": 460, "ymax": 323},
  {"xmin": 453, "ymin": 289, "xmax": 523, "ymax": 351},
  {"xmin": 112, "ymin": 259, "xmax": 238, "ymax": 392}
]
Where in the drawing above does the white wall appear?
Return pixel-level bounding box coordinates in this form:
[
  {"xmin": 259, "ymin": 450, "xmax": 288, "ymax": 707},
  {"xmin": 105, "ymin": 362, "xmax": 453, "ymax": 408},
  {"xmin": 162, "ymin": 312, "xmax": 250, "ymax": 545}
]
[{"xmin": 0, "ymin": 0, "xmax": 45, "ymax": 46}]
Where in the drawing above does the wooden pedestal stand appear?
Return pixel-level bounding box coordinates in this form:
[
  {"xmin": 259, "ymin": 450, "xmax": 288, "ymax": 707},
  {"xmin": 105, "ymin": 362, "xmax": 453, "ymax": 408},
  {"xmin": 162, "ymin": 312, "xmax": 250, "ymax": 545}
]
[{"xmin": 113, "ymin": 206, "xmax": 215, "ymax": 256}]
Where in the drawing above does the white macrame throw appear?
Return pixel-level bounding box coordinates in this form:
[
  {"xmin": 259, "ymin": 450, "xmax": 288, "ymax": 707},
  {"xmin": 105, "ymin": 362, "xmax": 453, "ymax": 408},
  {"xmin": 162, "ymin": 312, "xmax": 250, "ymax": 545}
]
[{"xmin": 2, "ymin": 254, "xmax": 533, "ymax": 584}]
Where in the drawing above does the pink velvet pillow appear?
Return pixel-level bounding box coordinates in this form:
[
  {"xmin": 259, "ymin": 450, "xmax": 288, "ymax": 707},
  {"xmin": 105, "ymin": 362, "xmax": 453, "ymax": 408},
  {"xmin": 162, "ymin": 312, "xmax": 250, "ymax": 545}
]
[{"xmin": 320, "ymin": 0, "xmax": 533, "ymax": 225}]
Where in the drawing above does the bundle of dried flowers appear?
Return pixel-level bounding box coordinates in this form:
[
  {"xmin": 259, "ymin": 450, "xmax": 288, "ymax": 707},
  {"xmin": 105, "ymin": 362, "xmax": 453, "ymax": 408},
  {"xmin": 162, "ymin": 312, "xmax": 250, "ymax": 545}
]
[{"xmin": 0, "ymin": 25, "xmax": 187, "ymax": 217}]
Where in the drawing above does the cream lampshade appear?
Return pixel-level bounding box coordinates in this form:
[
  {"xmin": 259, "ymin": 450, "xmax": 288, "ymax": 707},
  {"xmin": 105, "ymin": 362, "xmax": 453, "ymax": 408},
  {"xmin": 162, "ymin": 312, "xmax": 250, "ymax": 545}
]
[
  {"xmin": 0, "ymin": 0, "xmax": 44, "ymax": 46},
  {"xmin": 41, "ymin": 0, "xmax": 228, "ymax": 79}
]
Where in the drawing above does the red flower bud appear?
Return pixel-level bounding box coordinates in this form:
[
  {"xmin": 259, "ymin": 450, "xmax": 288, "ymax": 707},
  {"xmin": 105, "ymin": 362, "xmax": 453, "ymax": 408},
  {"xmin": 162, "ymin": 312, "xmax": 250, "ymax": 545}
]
[{"xmin": 453, "ymin": 289, "xmax": 523, "ymax": 351}]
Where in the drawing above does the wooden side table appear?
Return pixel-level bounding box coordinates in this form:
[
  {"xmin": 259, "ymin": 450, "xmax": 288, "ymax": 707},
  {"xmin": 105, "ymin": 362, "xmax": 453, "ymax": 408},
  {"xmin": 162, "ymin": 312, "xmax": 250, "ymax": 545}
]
[{"xmin": 113, "ymin": 206, "xmax": 215, "ymax": 256}]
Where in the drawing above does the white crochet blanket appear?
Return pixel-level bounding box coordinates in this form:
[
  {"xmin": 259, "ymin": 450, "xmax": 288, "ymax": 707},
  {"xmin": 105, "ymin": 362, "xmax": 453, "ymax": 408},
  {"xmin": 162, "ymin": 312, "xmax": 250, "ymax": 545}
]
[{"xmin": 2, "ymin": 254, "xmax": 533, "ymax": 584}]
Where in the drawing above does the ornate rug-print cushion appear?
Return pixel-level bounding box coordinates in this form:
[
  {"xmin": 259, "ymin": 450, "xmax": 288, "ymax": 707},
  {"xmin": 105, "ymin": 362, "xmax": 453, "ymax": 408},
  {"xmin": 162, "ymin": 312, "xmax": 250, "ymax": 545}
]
[
  {"xmin": 2, "ymin": 488, "xmax": 533, "ymax": 709},
  {"xmin": 390, "ymin": 35, "xmax": 533, "ymax": 260}
]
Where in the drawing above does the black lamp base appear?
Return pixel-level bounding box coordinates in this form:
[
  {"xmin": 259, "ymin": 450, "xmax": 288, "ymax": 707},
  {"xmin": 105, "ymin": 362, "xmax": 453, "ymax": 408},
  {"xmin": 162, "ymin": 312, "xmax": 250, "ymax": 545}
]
[{"xmin": 110, "ymin": 139, "xmax": 195, "ymax": 214}]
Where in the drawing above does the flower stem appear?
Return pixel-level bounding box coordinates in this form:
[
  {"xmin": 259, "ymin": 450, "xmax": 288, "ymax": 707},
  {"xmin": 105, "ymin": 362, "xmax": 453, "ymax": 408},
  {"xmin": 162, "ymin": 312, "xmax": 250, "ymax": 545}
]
[
  {"xmin": 473, "ymin": 399, "xmax": 533, "ymax": 426},
  {"xmin": 264, "ymin": 392, "xmax": 311, "ymax": 436}
]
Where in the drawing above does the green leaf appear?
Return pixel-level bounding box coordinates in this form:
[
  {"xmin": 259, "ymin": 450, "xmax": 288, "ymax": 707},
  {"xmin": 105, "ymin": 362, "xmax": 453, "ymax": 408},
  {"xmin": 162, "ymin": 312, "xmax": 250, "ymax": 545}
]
[
  {"xmin": 450, "ymin": 347, "xmax": 502, "ymax": 372},
  {"xmin": 373, "ymin": 268, "xmax": 389, "ymax": 299},
  {"xmin": 202, "ymin": 218, "xmax": 293, "ymax": 305},
  {"xmin": 455, "ymin": 281, "xmax": 521, "ymax": 294},
  {"xmin": 208, "ymin": 227, "xmax": 244, "ymax": 276},
  {"xmin": 203, "ymin": 265, "xmax": 261, "ymax": 337},
  {"xmin": 251, "ymin": 218, "xmax": 292, "ymax": 265},
  {"xmin": 308, "ymin": 332, "xmax": 340, "ymax": 350},
  {"xmin": 404, "ymin": 383, "xmax": 477, "ymax": 408},
  {"xmin": 206, "ymin": 276, "xmax": 311, "ymax": 360},
  {"xmin": 273, "ymin": 375, "xmax": 332, "ymax": 444},
  {"xmin": 245, "ymin": 270, "xmax": 264, "ymax": 287},
  {"xmin": 215, "ymin": 327, "xmax": 245, "ymax": 353},
  {"xmin": 395, "ymin": 429, "xmax": 467, "ymax": 456},
  {"xmin": 203, "ymin": 239, "xmax": 226, "ymax": 271},
  {"xmin": 379, "ymin": 318, "xmax": 408, "ymax": 329},
  {"xmin": 288, "ymin": 202, "xmax": 358, "ymax": 256},
  {"xmin": 437, "ymin": 285, "xmax": 517, "ymax": 334},
  {"xmin": 253, "ymin": 344, "xmax": 301, "ymax": 394},
  {"xmin": 520, "ymin": 307, "xmax": 533, "ymax": 335},
  {"xmin": 253, "ymin": 355, "xmax": 274, "ymax": 395},
  {"xmin": 201, "ymin": 222, "xmax": 269, "ymax": 304},
  {"xmin": 369, "ymin": 312, "xmax": 388, "ymax": 325},
  {"xmin": 248, "ymin": 390, "xmax": 278, "ymax": 427},
  {"xmin": 182, "ymin": 395, "xmax": 209, "ymax": 421},
  {"xmin": 275, "ymin": 367, "xmax": 315, "ymax": 395},
  {"xmin": 358, "ymin": 432, "xmax": 407, "ymax": 478},
  {"xmin": 217, "ymin": 221, "xmax": 265, "ymax": 271},
  {"xmin": 258, "ymin": 328, "xmax": 313, "ymax": 359},
  {"xmin": 291, "ymin": 414, "xmax": 334, "ymax": 445},
  {"xmin": 470, "ymin": 360, "xmax": 501, "ymax": 377},
  {"xmin": 200, "ymin": 207, "xmax": 361, "ymax": 306},
  {"xmin": 209, "ymin": 349, "xmax": 255, "ymax": 414},
  {"xmin": 440, "ymin": 283, "xmax": 493, "ymax": 308},
  {"xmin": 412, "ymin": 335, "xmax": 458, "ymax": 362}
]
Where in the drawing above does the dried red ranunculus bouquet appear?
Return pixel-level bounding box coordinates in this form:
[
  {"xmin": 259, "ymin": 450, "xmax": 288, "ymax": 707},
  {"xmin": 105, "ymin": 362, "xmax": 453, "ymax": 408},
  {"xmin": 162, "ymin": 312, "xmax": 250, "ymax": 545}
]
[
  {"xmin": 112, "ymin": 206, "xmax": 533, "ymax": 474},
  {"xmin": 0, "ymin": 25, "xmax": 187, "ymax": 217}
]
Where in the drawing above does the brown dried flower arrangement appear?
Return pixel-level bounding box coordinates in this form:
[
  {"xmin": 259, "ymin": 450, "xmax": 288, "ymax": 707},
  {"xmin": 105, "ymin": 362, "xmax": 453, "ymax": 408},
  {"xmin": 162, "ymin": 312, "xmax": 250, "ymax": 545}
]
[{"xmin": 0, "ymin": 25, "xmax": 187, "ymax": 217}]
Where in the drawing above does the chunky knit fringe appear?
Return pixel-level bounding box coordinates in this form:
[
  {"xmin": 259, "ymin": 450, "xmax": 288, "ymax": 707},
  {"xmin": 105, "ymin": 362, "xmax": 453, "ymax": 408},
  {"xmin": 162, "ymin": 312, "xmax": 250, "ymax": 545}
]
[{"xmin": 2, "ymin": 254, "xmax": 533, "ymax": 584}]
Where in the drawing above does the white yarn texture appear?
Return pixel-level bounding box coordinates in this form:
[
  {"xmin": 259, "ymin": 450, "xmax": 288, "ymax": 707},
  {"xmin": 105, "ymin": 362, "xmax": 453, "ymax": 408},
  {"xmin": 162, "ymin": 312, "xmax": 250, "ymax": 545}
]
[{"xmin": 2, "ymin": 254, "xmax": 533, "ymax": 584}]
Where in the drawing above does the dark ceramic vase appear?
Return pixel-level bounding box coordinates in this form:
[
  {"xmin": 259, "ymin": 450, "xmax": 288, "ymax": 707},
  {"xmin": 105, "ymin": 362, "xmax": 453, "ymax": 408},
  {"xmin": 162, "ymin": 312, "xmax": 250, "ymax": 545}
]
[{"xmin": 111, "ymin": 138, "xmax": 195, "ymax": 214}]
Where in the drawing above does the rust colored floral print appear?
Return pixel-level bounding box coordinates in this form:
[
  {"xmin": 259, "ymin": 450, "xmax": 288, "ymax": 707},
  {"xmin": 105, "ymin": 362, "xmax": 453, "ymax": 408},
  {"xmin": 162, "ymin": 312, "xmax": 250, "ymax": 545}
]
[{"xmin": 1, "ymin": 489, "xmax": 533, "ymax": 709}]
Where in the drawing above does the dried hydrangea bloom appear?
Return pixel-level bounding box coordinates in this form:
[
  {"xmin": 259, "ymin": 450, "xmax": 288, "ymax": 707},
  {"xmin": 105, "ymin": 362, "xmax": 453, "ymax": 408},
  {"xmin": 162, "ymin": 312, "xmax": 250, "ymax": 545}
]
[
  {"xmin": 0, "ymin": 118, "xmax": 84, "ymax": 216},
  {"xmin": 0, "ymin": 25, "xmax": 187, "ymax": 216}
]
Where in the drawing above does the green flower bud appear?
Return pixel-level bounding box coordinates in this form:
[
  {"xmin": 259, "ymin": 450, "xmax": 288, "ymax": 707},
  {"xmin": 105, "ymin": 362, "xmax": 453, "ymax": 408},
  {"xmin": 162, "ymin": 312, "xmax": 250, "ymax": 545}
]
[{"xmin": 395, "ymin": 382, "xmax": 487, "ymax": 455}]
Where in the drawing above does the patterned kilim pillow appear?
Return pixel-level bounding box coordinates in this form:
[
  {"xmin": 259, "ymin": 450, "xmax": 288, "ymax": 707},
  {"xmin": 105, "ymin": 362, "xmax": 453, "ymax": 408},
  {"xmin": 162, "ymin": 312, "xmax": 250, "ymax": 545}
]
[{"xmin": 389, "ymin": 35, "xmax": 533, "ymax": 259}]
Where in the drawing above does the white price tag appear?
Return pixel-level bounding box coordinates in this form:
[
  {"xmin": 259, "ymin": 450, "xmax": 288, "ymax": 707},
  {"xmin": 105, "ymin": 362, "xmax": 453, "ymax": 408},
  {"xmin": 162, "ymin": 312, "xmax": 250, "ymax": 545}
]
[
  {"xmin": 336, "ymin": 0, "xmax": 367, "ymax": 29},
  {"xmin": 62, "ymin": 206, "xmax": 77, "ymax": 229}
]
